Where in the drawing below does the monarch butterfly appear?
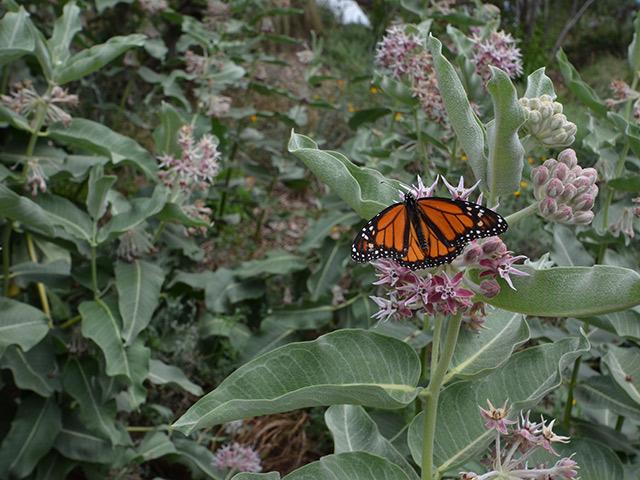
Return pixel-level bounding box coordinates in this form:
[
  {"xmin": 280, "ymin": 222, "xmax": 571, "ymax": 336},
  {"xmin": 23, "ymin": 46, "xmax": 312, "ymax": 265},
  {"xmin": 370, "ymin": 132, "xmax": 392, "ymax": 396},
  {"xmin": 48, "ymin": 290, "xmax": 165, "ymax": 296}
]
[{"xmin": 351, "ymin": 193, "xmax": 508, "ymax": 270}]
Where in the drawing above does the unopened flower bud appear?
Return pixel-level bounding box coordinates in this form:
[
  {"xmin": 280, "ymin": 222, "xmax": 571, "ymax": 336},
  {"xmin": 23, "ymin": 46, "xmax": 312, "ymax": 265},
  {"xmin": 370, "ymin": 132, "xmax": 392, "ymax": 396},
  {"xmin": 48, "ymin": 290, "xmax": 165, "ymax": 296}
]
[
  {"xmin": 539, "ymin": 197, "xmax": 558, "ymax": 216},
  {"xmin": 520, "ymin": 95, "xmax": 576, "ymax": 147},
  {"xmin": 572, "ymin": 193, "xmax": 594, "ymax": 211},
  {"xmin": 463, "ymin": 244, "xmax": 483, "ymax": 264},
  {"xmin": 546, "ymin": 178, "xmax": 564, "ymax": 198},
  {"xmin": 558, "ymin": 148, "xmax": 578, "ymax": 167},
  {"xmin": 559, "ymin": 184, "xmax": 577, "ymax": 203},
  {"xmin": 553, "ymin": 162, "xmax": 569, "ymax": 182},
  {"xmin": 553, "ymin": 205, "xmax": 573, "ymax": 222},
  {"xmin": 479, "ymin": 279, "xmax": 501, "ymax": 297},
  {"xmin": 532, "ymin": 166, "xmax": 549, "ymax": 186},
  {"xmin": 481, "ymin": 237, "xmax": 507, "ymax": 256}
]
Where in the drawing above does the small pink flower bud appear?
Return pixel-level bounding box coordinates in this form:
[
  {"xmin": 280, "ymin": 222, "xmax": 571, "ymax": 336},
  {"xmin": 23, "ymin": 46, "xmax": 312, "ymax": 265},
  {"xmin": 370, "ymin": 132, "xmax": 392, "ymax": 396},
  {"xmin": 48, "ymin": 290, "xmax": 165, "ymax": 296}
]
[
  {"xmin": 532, "ymin": 166, "xmax": 549, "ymax": 186},
  {"xmin": 463, "ymin": 243, "xmax": 483, "ymax": 264},
  {"xmin": 481, "ymin": 237, "xmax": 506, "ymax": 256},
  {"xmin": 572, "ymin": 193, "xmax": 595, "ymax": 211},
  {"xmin": 571, "ymin": 175, "xmax": 591, "ymax": 192},
  {"xmin": 479, "ymin": 279, "xmax": 501, "ymax": 297},
  {"xmin": 553, "ymin": 162, "xmax": 569, "ymax": 182},
  {"xmin": 557, "ymin": 148, "xmax": 578, "ymax": 168},
  {"xmin": 542, "ymin": 158, "xmax": 558, "ymax": 171},
  {"xmin": 571, "ymin": 210, "xmax": 595, "ymax": 225},
  {"xmin": 559, "ymin": 184, "xmax": 577, "ymax": 202},
  {"xmin": 553, "ymin": 205, "xmax": 573, "ymax": 222},
  {"xmin": 582, "ymin": 168, "xmax": 598, "ymax": 184},
  {"xmin": 545, "ymin": 178, "xmax": 564, "ymax": 198},
  {"xmin": 539, "ymin": 197, "xmax": 558, "ymax": 216}
]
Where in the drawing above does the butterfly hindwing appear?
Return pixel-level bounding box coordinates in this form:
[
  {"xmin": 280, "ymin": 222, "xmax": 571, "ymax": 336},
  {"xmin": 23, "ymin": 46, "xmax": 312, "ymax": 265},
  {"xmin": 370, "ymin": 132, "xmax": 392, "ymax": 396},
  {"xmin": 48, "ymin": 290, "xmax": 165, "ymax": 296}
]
[{"xmin": 352, "ymin": 195, "xmax": 508, "ymax": 270}]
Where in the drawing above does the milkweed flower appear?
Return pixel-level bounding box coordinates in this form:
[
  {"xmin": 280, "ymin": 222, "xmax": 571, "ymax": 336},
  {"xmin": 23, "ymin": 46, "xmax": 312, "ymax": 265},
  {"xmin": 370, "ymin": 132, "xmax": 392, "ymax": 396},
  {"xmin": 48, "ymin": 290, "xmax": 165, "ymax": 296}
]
[
  {"xmin": 459, "ymin": 403, "xmax": 579, "ymax": 479},
  {"xmin": 158, "ymin": 125, "xmax": 221, "ymax": 194},
  {"xmin": 375, "ymin": 26, "xmax": 422, "ymax": 79},
  {"xmin": 471, "ymin": 30, "xmax": 523, "ymax": 84},
  {"xmin": 1, "ymin": 81, "xmax": 78, "ymax": 127},
  {"xmin": 213, "ymin": 443, "xmax": 262, "ymax": 473},
  {"xmin": 138, "ymin": 0, "xmax": 168, "ymax": 14},
  {"xmin": 531, "ymin": 148, "xmax": 598, "ymax": 225},
  {"xmin": 519, "ymin": 95, "xmax": 577, "ymax": 147},
  {"xmin": 25, "ymin": 158, "xmax": 47, "ymax": 196}
]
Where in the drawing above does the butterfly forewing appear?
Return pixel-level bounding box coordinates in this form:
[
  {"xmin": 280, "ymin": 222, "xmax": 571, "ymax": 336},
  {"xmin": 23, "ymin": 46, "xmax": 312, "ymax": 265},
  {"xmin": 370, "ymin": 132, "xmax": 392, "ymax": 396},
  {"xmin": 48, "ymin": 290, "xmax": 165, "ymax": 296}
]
[{"xmin": 351, "ymin": 196, "xmax": 508, "ymax": 270}]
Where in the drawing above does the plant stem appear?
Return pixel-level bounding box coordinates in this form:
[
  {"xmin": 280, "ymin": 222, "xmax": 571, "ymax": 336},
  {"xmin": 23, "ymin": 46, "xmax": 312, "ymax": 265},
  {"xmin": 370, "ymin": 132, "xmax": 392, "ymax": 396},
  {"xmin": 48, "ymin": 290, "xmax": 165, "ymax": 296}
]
[
  {"xmin": 615, "ymin": 415, "xmax": 625, "ymax": 431},
  {"xmin": 421, "ymin": 312, "xmax": 463, "ymax": 480},
  {"xmin": 25, "ymin": 233, "xmax": 52, "ymax": 326},
  {"xmin": 91, "ymin": 244, "xmax": 99, "ymax": 298},
  {"xmin": 58, "ymin": 315, "xmax": 82, "ymax": 329},
  {"xmin": 505, "ymin": 202, "xmax": 539, "ymax": 226},
  {"xmin": 562, "ymin": 355, "xmax": 581, "ymax": 429},
  {"xmin": 2, "ymin": 223, "xmax": 11, "ymax": 296}
]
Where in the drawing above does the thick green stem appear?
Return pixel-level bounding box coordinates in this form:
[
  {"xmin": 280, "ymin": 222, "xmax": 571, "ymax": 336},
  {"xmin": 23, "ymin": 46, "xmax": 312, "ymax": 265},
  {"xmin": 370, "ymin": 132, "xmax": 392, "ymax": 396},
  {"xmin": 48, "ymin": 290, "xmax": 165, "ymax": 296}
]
[
  {"xmin": 421, "ymin": 312, "xmax": 463, "ymax": 480},
  {"xmin": 615, "ymin": 415, "xmax": 625, "ymax": 431},
  {"xmin": 26, "ymin": 233, "xmax": 51, "ymax": 326},
  {"xmin": 2, "ymin": 223, "xmax": 11, "ymax": 296},
  {"xmin": 562, "ymin": 355, "xmax": 581, "ymax": 429},
  {"xmin": 91, "ymin": 244, "xmax": 99, "ymax": 298},
  {"xmin": 505, "ymin": 202, "xmax": 539, "ymax": 226}
]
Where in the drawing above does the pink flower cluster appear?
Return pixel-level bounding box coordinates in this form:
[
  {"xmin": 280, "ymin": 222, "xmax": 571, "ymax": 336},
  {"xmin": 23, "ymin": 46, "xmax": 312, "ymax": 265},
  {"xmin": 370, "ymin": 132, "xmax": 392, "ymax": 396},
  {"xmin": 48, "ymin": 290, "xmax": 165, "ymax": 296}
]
[
  {"xmin": 461, "ymin": 402, "xmax": 578, "ymax": 479},
  {"xmin": 531, "ymin": 148, "xmax": 598, "ymax": 225},
  {"xmin": 1, "ymin": 81, "xmax": 78, "ymax": 127},
  {"xmin": 371, "ymin": 177, "xmax": 527, "ymax": 325},
  {"xmin": 375, "ymin": 26, "xmax": 448, "ymax": 126},
  {"xmin": 213, "ymin": 443, "xmax": 262, "ymax": 473},
  {"xmin": 471, "ymin": 30, "xmax": 523, "ymax": 84},
  {"xmin": 158, "ymin": 125, "xmax": 221, "ymax": 194}
]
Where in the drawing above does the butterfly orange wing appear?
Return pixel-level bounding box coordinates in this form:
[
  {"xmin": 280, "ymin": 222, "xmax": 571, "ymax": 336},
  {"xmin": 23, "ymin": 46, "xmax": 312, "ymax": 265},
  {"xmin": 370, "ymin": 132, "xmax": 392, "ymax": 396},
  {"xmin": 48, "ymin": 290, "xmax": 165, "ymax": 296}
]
[{"xmin": 351, "ymin": 203, "xmax": 409, "ymax": 263}]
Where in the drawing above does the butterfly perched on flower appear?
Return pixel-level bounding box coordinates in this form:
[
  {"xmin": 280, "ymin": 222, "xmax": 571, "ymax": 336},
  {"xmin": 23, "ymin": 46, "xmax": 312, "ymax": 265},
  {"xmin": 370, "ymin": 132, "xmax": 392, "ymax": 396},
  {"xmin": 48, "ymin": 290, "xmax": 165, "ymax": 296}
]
[{"xmin": 351, "ymin": 179, "xmax": 508, "ymax": 270}]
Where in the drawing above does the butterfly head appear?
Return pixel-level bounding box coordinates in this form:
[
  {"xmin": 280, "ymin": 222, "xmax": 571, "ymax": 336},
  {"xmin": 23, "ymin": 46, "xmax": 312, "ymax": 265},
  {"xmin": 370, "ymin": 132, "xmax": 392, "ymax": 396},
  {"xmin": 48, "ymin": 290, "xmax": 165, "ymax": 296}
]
[{"xmin": 404, "ymin": 192, "xmax": 416, "ymax": 205}]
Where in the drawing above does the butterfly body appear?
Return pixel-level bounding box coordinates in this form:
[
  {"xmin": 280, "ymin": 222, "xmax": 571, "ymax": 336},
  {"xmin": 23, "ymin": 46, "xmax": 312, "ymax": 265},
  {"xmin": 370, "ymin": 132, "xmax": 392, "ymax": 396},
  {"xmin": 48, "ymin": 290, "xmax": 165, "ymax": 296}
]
[{"xmin": 351, "ymin": 194, "xmax": 508, "ymax": 270}]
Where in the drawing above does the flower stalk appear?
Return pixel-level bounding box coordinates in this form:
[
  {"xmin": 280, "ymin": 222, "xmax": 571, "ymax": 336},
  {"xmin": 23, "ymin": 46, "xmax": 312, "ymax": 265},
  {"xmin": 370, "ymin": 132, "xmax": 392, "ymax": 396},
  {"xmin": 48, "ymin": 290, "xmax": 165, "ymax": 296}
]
[{"xmin": 421, "ymin": 312, "xmax": 463, "ymax": 480}]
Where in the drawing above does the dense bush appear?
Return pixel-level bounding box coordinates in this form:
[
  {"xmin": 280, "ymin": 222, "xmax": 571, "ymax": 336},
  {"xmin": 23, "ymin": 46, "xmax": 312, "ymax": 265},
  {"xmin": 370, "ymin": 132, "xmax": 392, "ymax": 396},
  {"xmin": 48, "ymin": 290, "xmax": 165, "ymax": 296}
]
[{"xmin": 1, "ymin": 1, "xmax": 639, "ymax": 479}]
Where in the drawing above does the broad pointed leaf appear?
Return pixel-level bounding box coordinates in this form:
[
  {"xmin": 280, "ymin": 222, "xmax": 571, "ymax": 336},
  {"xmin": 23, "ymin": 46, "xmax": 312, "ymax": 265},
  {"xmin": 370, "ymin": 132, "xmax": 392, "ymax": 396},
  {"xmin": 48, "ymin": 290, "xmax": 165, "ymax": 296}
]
[
  {"xmin": 0, "ymin": 8, "xmax": 35, "ymax": 66},
  {"xmin": 325, "ymin": 405, "xmax": 418, "ymax": 479},
  {"xmin": 603, "ymin": 346, "xmax": 640, "ymax": 404},
  {"xmin": 575, "ymin": 375, "xmax": 640, "ymax": 421},
  {"xmin": 137, "ymin": 431, "xmax": 176, "ymax": 462},
  {"xmin": 148, "ymin": 359, "xmax": 203, "ymax": 396},
  {"xmin": 47, "ymin": 2, "xmax": 81, "ymax": 65},
  {"xmin": 172, "ymin": 330, "xmax": 421, "ymax": 435},
  {"xmin": 1, "ymin": 340, "xmax": 60, "ymax": 397},
  {"xmin": 116, "ymin": 260, "xmax": 165, "ymax": 345},
  {"xmin": 0, "ymin": 185, "xmax": 55, "ymax": 236},
  {"xmin": 0, "ymin": 298, "xmax": 49, "ymax": 357},
  {"xmin": 284, "ymin": 452, "xmax": 412, "ymax": 480},
  {"xmin": 79, "ymin": 299, "xmax": 130, "ymax": 378},
  {"xmin": 0, "ymin": 396, "xmax": 61, "ymax": 479}
]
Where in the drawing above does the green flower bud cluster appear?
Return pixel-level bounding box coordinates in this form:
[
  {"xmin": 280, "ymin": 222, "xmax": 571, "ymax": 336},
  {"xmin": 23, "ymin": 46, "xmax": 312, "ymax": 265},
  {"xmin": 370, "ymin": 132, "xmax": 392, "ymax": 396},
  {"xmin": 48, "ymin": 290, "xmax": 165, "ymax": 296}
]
[{"xmin": 519, "ymin": 95, "xmax": 577, "ymax": 147}]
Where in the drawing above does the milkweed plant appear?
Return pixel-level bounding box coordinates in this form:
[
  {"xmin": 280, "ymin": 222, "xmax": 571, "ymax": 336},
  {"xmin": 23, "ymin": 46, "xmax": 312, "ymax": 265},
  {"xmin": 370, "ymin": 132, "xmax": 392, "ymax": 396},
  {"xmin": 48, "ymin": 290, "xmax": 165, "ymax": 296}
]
[{"xmin": 1, "ymin": 1, "xmax": 640, "ymax": 480}]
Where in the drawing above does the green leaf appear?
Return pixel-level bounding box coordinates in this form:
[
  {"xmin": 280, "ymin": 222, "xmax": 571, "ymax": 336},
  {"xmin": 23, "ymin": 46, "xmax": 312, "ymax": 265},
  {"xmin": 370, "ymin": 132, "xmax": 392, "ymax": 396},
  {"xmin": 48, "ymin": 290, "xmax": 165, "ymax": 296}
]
[
  {"xmin": 87, "ymin": 165, "xmax": 116, "ymax": 220},
  {"xmin": 556, "ymin": 49, "xmax": 607, "ymax": 117},
  {"xmin": 153, "ymin": 101, "xmax": 187, "ymax": 156},
  {"xmin": 486, "ymin": 67, "xmax": 526, "ymax": 197},
  {"xmin": 157, "ymin": 202, "xmax": 210, "ymax": 228},
  {"xmin": 10, "ymin": 259, "xmax": 71, "ymax": 284},
  {"xmin": 325, "ymin": 405, "xmax": 418, "ymax": 479},
  {"xmin": 608, "ymin": 175, "xmax": 640, "ymax": 192},
  {"xmin": 34, "ymin": 193, "xmax": 93, "ymax": 243},
  {"xmin": 551, "ymin": 224, "xmax": 594, "ymax": 267},
  {"xmin": 284, "ymin": 452, "xmax": 412, "ymax": 480},
  {"xmin": 262, "ymin": 303, "xmax": 335, "ymax": 331},
  {"xmin": 575, "ymin": 375, "xmax": 640, "ymax": 421},
  {"xmin": 407, "ymin": 334, "xmax": 589, "ymax": 472},
  {"xmin": 137, "ymin": 431, "xmax": 176, "ymax": 461},
  {"xmin": 427, "ymin": 35, "xmax": 486, "ymax": 184},
  {"xmin": 49, "ymin": 118, "xmax": 157, "ymax": 178},
  {"xmin": 54, "ymin": 415, "xmax": 117, "ymax": 464},
  {"xmin": 299, "ymin": 211, "xmax": 359, "ymax": 253},
  {"xmin": 235, "ymin": 250, "xmax": 307, "ymax": 278},
  {"xmin": 0, "ymin": 103, "xmax": 31, "ymax": 131},
  {"xmin": 588, "ymin": 310, "xmax": 640, "ymax": 341},
  {"xmin": 172, "ymin": 330, "xmax": 421, "ymax": 435},
  {"xmin": 199, "ymin": 314, "xmax": 251, "ymax": 351},
  {"xmin": 233, "ymin": 474, "xmax": 280, "ymax": 480},
  {"xmin": 482, "ymin": 265, "xmax": 640, "ymax": 317},
  {"xmin": 0, "ymin": 185, "xmax": 55, "ymax": 236},
  {"xmin": 0, "ymin": 298, "xmax": 49, "ymax": 357},
  {"xmin": 148, "ymin": 358, "xmax": 203, "ymax": 396},
  {"xmin": 523, "ymin": 67, "xmax": 556, "ymax": 99},
  {"xmin": 171, "ymin": 438, "xmax": 225, "ymax": 480},
  {"xmin": 115, "ymin": 260, "xmax": 165, "ymax": 346},
  {"xmin": 629, "ymin": 12, "xmax": 640, "ymax": 73},
  {"xmin": 62, "ymin": 358, "xmax": 121, "ymax": 443},
  {"xmin": 307, "ymin": 240, "xmax": 349, "ymax": 302},
  {"xmin": 53, "ymin": 34, "xmax": 146, "ymax": 84},
  {"xmin": 348, "ymin": 108, "xmax": 392, "ymax": 129},
  {"xmin": 0, "ymin": 396, "xmax": 61, "ymax": 479},
  {"xmin": 121, "ymin": 340, "xmax": 150, "ymax": 410},
  {"xmin": 603, "ymin": 346, "xmax": 640, "ymax": 404},
  {"xmin": 47, "ymin": 1, "xmax": 81, "ymax": 65},
  {"xmin": 288, "ymin": 131, "xmax": 400, "ymax": 219},
  {"xmin": 445, "ymin": 309, "xmax": 529, "ymax": 382},
  {"xmin": 97, "ymin": 186, "xmax": 167, "ymax": 242},
  {"xmin": 79, "ymin": 299, "xmax": 130, "ymax": 378},
  {"xmin": 1, "ymin": 340, "xmax": 60, "ymax": 397},
  {"xmin": 34, "ymin": 452, "xmax": 74, "ymax": 480},
  {"xmin": 0, "ymin": 8, "xmax": 35, "ymax": 66}
]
